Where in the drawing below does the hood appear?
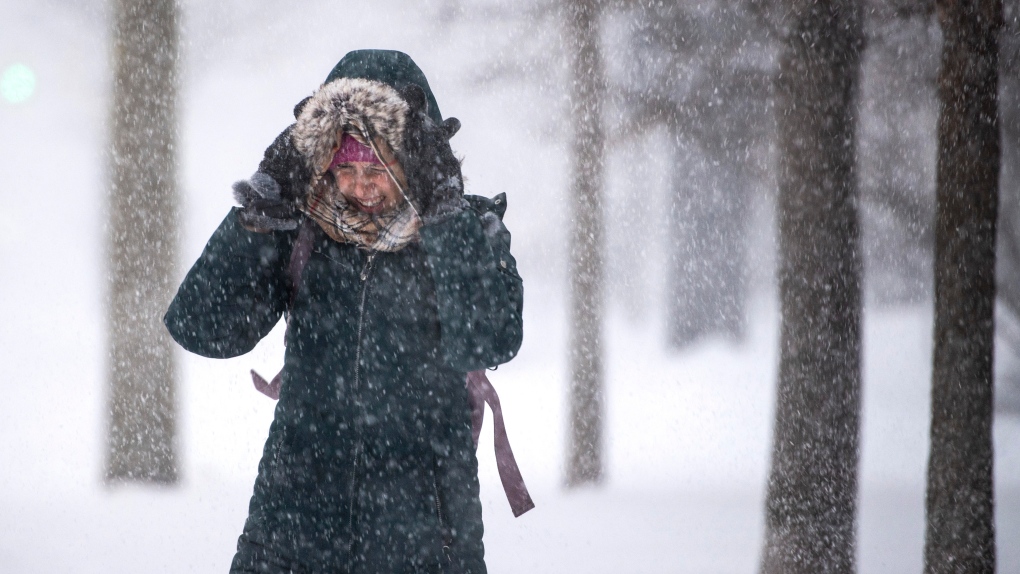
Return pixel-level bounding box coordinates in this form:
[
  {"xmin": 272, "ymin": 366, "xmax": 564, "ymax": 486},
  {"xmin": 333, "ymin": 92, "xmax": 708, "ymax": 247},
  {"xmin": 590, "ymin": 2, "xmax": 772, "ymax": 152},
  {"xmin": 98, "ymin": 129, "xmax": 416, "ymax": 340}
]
[
  {"xmin": 292, "ymin": 50, "xmax": 444, "ymax": 176},
  {"xmin": 289, "ymin": 51, "xmax": 451, "ymax": 252},
  {"xmin": 324, "ymin": 50, "xmax": 443, "ymax": 124},
  {"xmin": 292, "ymin": 77, "xmax": 411, "ymax": 176}
]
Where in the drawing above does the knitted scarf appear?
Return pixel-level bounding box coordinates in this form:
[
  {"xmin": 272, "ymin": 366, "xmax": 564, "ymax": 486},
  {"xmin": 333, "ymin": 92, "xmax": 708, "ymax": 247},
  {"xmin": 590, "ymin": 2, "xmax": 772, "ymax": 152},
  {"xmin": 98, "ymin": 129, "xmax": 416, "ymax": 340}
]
[{"xmin": 301, "ymin": 175, "xmax": 421, "ymax": 252}]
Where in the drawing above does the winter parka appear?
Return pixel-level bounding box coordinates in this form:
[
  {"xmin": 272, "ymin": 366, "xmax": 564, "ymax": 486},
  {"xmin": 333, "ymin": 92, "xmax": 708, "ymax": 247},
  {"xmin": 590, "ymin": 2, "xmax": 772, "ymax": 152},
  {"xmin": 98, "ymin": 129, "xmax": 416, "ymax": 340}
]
[{"xmin": 164, "ymin": 50, "xmax": 523, "ymax": 574}]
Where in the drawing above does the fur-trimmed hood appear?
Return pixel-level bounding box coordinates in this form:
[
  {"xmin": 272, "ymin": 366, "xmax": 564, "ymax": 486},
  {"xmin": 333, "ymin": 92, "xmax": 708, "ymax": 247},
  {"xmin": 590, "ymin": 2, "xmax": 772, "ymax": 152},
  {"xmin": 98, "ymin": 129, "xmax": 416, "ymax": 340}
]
[
  {"xmin": 285, "ymin": 50, "xmax": 464, "ymax": 231},
  {"xmin": 292, "ymin": 77, "xmax": 411, "ymax": 176}
]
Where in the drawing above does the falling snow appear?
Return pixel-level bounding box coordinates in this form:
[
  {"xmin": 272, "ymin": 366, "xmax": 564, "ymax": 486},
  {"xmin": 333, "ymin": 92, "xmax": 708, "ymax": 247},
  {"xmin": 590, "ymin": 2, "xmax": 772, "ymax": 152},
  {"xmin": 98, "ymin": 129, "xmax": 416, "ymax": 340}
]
[{"xmin": 2, "ymin": 0, "xmax": 1020, "ymax": 572}]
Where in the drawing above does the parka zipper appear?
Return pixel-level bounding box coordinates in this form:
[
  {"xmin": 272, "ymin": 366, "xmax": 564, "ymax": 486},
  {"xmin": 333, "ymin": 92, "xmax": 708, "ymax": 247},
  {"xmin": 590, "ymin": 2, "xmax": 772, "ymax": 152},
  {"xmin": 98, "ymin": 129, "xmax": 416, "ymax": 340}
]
[
  {"xmin": 358, "ymin": 252, "xmax": 376, "ymax": 283},
  {"xmin": 346, "ymin": 250, "xmax": 376, "ymax": 572},
  {"xmin": 432, "ymin": 455, "xmax": 453, "ymax": 563},
  {"xmin": 345, "ymin": 441, "xmax": 362, "ymax": 571},
  {"xmin": 433, "ymin": 474, "xmax": 447, "ymax": 537},
  {"xmin": 354, "ymin": 251, "xmax": 377, "ymax": 374}
]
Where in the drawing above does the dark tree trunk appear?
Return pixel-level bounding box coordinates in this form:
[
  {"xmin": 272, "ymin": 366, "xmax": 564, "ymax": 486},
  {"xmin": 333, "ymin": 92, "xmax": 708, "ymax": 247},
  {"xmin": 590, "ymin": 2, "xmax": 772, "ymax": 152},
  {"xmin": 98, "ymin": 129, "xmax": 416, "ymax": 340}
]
[
  {"xmin": 105, "ymin": 0, "xmax": 180, "ymax": 484},
  {"xmin": 565, "ymin": 0, "xmax": 606, "ymax": 487},
  {"xmin": 924, "ymin": 0, "xmax": 1001, "ymax": 570},
  {"xmin": 759, "ymin": 0, "xmax": 863, "ymax": 571}
]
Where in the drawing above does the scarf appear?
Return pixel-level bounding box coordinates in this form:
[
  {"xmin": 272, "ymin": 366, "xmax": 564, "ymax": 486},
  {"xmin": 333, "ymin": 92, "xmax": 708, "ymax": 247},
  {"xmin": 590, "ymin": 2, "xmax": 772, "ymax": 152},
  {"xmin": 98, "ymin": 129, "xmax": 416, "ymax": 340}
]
[{"xmin": 302, "ymin": 183, "xmax": 420, "ymax": 252}]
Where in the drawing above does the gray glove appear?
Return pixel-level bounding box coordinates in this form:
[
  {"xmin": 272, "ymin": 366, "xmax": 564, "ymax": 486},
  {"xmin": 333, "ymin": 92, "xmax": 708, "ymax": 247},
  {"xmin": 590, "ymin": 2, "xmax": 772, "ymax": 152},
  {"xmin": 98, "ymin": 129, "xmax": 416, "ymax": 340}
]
[
  {"xmin": 232, "ymin": 172, "xmax": 299, "ymax": 231},
  {"xmin": 233, "ymin": 116, "xmax": 312, "ymax": 232}
]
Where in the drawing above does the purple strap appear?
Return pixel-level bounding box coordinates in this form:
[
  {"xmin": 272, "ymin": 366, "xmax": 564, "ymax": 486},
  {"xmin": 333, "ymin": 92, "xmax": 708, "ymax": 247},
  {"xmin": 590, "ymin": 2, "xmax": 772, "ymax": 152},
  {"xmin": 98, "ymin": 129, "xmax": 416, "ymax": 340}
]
[
  {"xmin": 286, "ymin": 219, "xmax": 317, "ymax": 302},
  {"xmin": 251, "ymin": 219, "xmax": 316, "ymax": 400},
  {"xmin": 251, "ymin": 369, "xmax": 281, "ymax": 400},
  {"xmin": 467, "ymin": 370, "xmax": 535, "ymax": 517}
]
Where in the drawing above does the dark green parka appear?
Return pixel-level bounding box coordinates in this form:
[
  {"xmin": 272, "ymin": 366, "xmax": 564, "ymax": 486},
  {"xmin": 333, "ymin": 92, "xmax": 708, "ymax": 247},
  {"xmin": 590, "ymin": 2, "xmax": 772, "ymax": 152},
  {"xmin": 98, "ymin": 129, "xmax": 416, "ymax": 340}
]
[{"xmin": 164, "ymin": 51, "xmax": 522, "ymax": 574}]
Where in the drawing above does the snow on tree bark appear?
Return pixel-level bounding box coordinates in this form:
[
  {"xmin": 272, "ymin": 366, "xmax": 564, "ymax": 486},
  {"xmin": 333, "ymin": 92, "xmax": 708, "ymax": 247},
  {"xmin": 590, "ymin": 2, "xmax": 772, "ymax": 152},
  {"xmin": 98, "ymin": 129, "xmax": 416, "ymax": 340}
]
[
  {"xmin": 759, "ymin": 0, "xmax": 863, "ymax": 571},
  {"xmin": 565, "ymin": 0, "xmax": 606, "ymax": 487},
  {"xmin": 924, "ymin": 0, "xmax": 1001, "ymax": 570},
  {"xmin": 105, "ymin": 0, "xmax": 180, "ymax": 484}
]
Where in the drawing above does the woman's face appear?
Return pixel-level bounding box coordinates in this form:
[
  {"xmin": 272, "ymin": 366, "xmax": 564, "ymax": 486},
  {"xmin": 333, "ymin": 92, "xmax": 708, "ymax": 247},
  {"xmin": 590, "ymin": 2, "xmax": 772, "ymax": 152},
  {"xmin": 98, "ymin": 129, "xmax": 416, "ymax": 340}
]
[{"xmin": 331, "ymin": 161, "xmax": 402, "ymax": 215}]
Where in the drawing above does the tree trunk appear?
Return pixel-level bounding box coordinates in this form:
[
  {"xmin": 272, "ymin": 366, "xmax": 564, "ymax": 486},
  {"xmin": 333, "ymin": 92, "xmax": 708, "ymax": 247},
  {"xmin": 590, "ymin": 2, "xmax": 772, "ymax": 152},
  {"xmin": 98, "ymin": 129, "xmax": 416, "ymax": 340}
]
[
  {"xmin": 565, "ymin": 0, "xmax": 606, "ymax": 487},
  {"xmin": 105, "ymin": 0, "xmax": 180, "ymax": 484},
  {"xmin": 759, "ymin": 0, "xmax": 863, "ymax": 571},
  {"xmin": 924, "ymin": 0, "xmax": 1001, "ymax": 569},
  {"xmin": 667, "ymin": 123, "xmax": 750, "ymax": 347}
]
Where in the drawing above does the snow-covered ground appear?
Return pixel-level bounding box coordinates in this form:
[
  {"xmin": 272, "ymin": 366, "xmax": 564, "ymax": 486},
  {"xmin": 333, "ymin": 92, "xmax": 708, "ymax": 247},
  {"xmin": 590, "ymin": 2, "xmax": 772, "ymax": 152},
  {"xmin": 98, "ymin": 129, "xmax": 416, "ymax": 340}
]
[
  {"xmin": 2, "ymin": 1, "xmax": 1019, "ymax": 572},
  {"xmin": 4, "ymin": 293, "xmax": 1020, "ymax": 573}
]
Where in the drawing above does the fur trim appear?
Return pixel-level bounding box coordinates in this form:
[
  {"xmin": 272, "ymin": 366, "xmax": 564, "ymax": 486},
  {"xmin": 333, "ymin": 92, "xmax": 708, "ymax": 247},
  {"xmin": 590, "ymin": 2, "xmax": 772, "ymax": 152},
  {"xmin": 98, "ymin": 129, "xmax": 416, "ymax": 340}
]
[{"xmin": 292, "ymin": 78, "xmax": 409, "ymax": 175}]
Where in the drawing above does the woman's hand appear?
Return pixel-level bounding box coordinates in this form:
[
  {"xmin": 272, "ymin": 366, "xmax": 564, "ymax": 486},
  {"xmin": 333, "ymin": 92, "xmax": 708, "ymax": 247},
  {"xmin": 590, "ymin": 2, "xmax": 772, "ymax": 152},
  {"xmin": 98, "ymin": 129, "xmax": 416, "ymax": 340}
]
[
  {"xmin": 397, "ymin": 84, "xmax": 467, "ymax": 224},
  {"xmin": 232, "ymin": 170, "xmax": 299, "ymax": 232},
  {"xmin": 233, "ymin": 121, "xmax": 312, "ymax": 232}
]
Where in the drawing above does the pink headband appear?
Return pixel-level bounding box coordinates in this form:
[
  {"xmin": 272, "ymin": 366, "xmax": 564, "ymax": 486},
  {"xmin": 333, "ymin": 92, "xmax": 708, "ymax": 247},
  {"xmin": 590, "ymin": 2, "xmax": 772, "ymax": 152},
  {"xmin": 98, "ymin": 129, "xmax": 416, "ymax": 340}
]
[{"xmin": 329, "ymin": 133, "xmax": 382, "ymax": 170}]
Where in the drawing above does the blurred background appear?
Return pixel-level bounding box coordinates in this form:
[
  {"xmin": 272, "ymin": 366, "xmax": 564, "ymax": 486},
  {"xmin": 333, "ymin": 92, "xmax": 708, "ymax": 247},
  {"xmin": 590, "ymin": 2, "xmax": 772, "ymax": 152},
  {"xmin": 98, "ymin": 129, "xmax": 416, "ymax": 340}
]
[{"xmin": 1, "ymin": 0, "xmax": 1019, "ymax": 572}]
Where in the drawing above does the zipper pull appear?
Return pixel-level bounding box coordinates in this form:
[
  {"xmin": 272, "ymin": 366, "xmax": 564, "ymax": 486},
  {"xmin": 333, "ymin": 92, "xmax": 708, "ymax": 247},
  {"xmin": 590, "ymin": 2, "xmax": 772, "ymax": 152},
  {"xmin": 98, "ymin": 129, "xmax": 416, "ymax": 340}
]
[{"xmin": 360, "ymin": 252, "xmax": 376, "ymax": 281}]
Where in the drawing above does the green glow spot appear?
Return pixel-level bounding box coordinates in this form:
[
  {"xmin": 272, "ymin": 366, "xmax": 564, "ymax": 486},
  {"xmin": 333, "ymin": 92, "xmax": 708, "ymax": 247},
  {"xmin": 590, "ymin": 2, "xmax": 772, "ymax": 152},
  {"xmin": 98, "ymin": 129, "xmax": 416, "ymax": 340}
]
[{"xmin": 1, "ymin": 64, "xmax": 36, "ymax": 104}]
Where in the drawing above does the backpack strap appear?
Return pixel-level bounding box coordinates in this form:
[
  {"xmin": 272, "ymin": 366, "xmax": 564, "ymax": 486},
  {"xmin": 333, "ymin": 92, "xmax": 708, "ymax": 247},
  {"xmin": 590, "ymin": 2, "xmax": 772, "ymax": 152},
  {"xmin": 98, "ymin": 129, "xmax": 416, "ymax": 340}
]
[
  {"xmin": 287, "ymin": 218, "xmax": 318, "ymax": 307},
  {"xmin": 467, "ymin": 370, "xmax": 535, "ymax": 517},
  {"xmin": 251, "ymin": 218, "xmax": 317, "ymax": 400}
]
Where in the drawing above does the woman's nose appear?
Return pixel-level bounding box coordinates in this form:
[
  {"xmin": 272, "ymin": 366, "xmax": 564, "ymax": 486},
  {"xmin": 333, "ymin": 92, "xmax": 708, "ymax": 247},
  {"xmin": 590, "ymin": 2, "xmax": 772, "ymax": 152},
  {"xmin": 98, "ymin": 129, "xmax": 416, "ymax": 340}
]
[{"xmin": 350, "ymin": 175, "xmax": 374, "ymax": 198}]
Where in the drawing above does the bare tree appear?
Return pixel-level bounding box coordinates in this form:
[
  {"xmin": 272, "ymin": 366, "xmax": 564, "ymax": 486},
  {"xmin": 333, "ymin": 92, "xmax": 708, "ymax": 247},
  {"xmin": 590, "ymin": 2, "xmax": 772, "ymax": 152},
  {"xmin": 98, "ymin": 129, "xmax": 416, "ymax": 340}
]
[
  {"xmin": 856, "ymin": 4, "xmax": 939, "ymax": 306},
  {"xmin": 105, "ymin": 0, "xmax": 180, "ymax": 484},
  {"xmin": 565, "ymin": 0, "xmax": 607, "ymax": 487},
  {"xmin": 759, "ymin": 0, "xmax": 863, "ymax": 570},
  {"xmin": 661, "ymin": 2, "xmax": 773, "ymax": 347},
  {"xmin": 923, "ymin": 0, "xmax": 1002, "ymax": 569},
  {"xmin": 613, "ymin": 0, "xmax": 775, "ymax": 347}
]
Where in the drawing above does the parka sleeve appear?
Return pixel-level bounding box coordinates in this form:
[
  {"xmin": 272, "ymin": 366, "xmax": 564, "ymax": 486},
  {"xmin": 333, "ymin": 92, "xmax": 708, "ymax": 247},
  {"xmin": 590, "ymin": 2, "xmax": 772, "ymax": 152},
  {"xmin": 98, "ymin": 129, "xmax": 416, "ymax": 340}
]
[
  {"xmin": 418, "ymin": 195, "xmax": 524, "ymax": 372},
  {"xmin": 163, "ymin": 208, "xmax": 293, "ymax": 359}
]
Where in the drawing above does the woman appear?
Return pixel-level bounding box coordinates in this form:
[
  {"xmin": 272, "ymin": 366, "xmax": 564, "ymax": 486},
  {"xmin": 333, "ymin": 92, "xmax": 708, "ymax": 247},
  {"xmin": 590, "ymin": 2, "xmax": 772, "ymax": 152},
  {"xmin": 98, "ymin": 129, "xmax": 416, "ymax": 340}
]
[{"xmin": 165, "ymin": 50, "xmax": 523, "ymax": 574}]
